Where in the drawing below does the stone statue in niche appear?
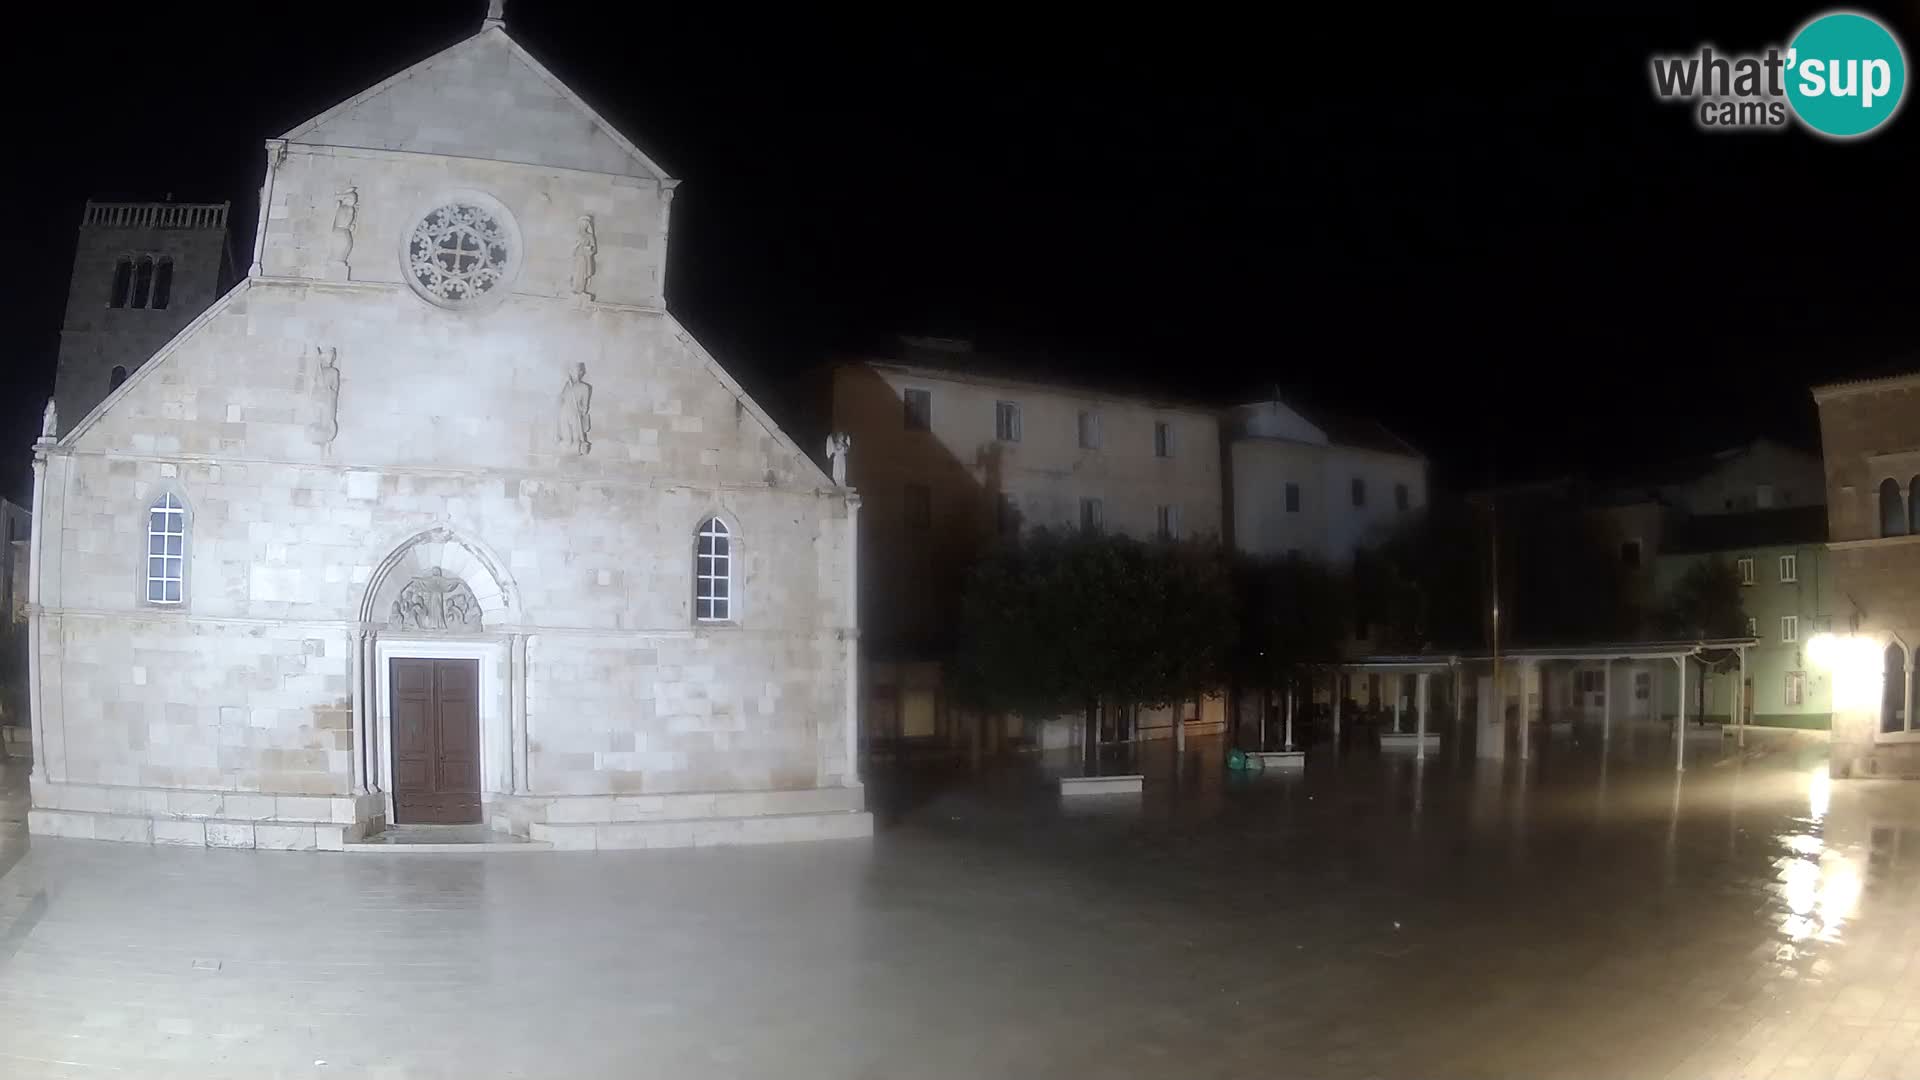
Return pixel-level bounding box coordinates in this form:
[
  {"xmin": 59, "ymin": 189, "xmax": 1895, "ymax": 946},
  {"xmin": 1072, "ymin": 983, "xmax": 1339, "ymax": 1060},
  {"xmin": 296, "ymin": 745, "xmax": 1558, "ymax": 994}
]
[
  {"xmin": 570, "ymin": 215, "xmax": 597, "ymax": 301},
  {"xmin": 388, "ymin": 568, "xmax": 484, "ymax": 632},
  {"xmin": 39, "ymin": 398, "xmax": 57, "ymax": 441},
  {"xmin": 307, "ymin": 346, "xmax": 340, "ymax": 448},
  {"xmin": 826, "ymin": 431, "xmax": 851, "ymax": 486},
  {"xmin": 328, "ymin": 186, "xmax": 358, "ymax": 281},
  {"xmin": 556, "ymin": 362, "xmax": 593, "ymax": 455}
]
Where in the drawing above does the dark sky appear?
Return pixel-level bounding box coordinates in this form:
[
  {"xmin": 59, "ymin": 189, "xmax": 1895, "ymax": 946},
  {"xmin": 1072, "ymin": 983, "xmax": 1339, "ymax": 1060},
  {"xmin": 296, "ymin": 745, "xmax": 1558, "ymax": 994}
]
[{"xmin": 5, "ymin": 2, "xmax": 1915, "ymax": 501}]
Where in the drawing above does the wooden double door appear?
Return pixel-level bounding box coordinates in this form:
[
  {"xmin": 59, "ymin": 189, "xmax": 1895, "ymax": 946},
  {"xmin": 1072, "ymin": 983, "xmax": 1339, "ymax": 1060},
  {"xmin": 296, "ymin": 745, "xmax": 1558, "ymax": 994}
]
[{"xmin": 390, "ymin": 658, "xmax": 481, "ymax": 825}]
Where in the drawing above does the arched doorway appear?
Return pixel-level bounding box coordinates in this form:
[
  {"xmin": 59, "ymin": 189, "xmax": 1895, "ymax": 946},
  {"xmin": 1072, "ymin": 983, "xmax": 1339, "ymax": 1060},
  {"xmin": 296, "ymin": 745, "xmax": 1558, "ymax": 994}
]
[{"xmin": 354, "ymin": 528, "xmax": 522, "ymax": 827}]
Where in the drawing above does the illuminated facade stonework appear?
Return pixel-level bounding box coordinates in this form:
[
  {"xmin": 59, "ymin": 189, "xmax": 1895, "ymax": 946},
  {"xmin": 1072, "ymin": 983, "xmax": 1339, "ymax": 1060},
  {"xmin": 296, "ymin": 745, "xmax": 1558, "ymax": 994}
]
[
  {"xmin": 1812, "ymin": 370, "xmax": 1920, "ymax": 779},
  {"xmin": 23, "ymin": 16, "xmax": 869, "ymax": 849}
]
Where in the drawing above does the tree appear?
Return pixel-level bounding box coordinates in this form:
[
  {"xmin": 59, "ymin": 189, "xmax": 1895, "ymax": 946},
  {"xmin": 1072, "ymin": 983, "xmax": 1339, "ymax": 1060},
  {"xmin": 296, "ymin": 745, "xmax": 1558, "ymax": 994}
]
[
  {"xmin": 952, "ymin": 530, "xmax": 1234, "ymax": 773},
  {"xmin": 1659, "ymin": 557, "xmax": 1747, "ymax": 639},
  {"xmin": 1232, "ymin": 554, "xmax": 1347, "ymax": 748}
]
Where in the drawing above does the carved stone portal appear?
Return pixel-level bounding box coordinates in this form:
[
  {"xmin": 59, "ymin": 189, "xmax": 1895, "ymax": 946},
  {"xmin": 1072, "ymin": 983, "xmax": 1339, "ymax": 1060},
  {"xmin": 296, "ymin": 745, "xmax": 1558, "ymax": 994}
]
[{"xmin": 388, "ymin": 568, "xmax": 484, "ymax": 632}]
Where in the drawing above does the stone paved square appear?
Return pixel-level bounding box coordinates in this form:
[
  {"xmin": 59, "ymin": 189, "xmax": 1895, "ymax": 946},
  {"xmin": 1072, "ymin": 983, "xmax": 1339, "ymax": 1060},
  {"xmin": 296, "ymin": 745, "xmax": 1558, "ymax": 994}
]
[{"xmin": 3, "ymin": 727, "xmax": 1919, "ymax": 1078}]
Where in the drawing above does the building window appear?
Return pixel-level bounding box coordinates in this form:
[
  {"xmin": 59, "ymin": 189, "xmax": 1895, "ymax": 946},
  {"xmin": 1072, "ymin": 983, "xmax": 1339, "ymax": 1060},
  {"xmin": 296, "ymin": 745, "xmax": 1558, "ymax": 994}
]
[
  {"xmin": 109, "ymin": 257, "xmax": 133, "ymax": 308},
  {"xmin": 1394, "ymin": 483, "xmax": 1410, "ymax": 512},
  {"xmin": 109, "ymin": 365, "xmax": 129, "ymax": 390},
  {"xmin": 1779, "ymin": 615, "xmax": 1798, "ymax": 643},
  {"xmin": 905, "ymin": 484, "xmax": 931, "ymax": 531},
  {"xmin": 1745, "ymin": 616, "xmax": 1759, "ymax": 638},
  {"xmin": 406, "ymin": 200, "xmax": 515, "ymax": 307},
  {"xmin": 145, "ymin": 493, "xmax": 186, "ymax": 605},
  {"xmin": 1778, "ymin": 554, "xmax": 1798, "ymax": 583},
  {"xmin": 994, "ymin": 400, "xmax": 1021, "ymax": 443},
  {"xmin": 1351, "ymin": 477, "xmax": 1366, "ymax": 507},
  {"xmin": 1736, "ymin": 557, "xmax": 1755, "ymax": 586},
  {"xmin": 904, "ymin": 389, "xmax": 932, "ymax": 431},
  {"xmin": 1077, "ymin": 410, "xmax": 1101, "ymax": 450},
  {"xmin": 1634, "ymin": 671, "xmax": 1651, "ymax": 701},
  {"xmin": 1285, "ymin": 482, "xmax": 1301, "ymax": 513},
  {"xmin": 1153, "ymin": 421, "xmax": 1173, "ymax": 459},
  {"xmin": 1620, "ymin": 540, "xmax": 1642, "ymax": 569},
  {"xmin": 131, "ymin": 256, "xmax": 155, "ymax": 309},
  {"xmin": 1883, "ymin": 643, "xmax": 1910, "ymax": 735},
  {"xmin": 1881, "ymin": 477, "xmax": 1907, "ymax": 537},
  {"xmin": 1156, "ymin": 504, "xmax": 1181, "ymax": 541},
  {"xmin": 1912, "ymin": 476, "xmax": 1920, "ymax": 534},
  {"xmin": 997, "ymin": 493, "xmax": 1020, "ymax": 538},
  {"xmin": 1785, "ymin": 670, "xmax": 1806, "ymax": 708},
  {"xmin": 694, "ymin": 517, "xmax": 732, "ymax": 622},
  {"xmin": 1079, "ymin": 497, "xmax": 1103, "ymax": 533},
  {"xmin": 150, "ymin": 258, "xmax": 174, "ymax": 310}
]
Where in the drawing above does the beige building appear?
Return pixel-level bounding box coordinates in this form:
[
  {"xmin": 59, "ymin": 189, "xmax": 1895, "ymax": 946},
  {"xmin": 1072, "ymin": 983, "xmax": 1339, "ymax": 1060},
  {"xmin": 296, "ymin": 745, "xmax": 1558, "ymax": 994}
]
[
  {"xmin": 801, "ymin": 342, "xmax": 1226, "ymax": 749},
  {"xmin": 1812, "ymin": 370, "xmax": 1920, "ymax": 779},
  {"xmin": 24, "ymin": 11, "xmax": 869, "ymax": 850}
]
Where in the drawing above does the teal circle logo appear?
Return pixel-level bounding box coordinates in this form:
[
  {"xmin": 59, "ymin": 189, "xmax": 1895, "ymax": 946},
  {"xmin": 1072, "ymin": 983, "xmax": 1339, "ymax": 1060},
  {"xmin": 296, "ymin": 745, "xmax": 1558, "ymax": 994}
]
[{"xmin": 1786, "ymin": 11, "xmax": 1907, "ymax": 138}]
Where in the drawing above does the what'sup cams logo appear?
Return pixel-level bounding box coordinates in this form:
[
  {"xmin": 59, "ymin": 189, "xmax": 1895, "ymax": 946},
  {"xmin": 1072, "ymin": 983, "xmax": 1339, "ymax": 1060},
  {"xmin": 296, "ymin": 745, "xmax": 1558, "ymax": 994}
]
[{"xmin": 1650, "ymin": 10, "xmax": 1907, "ymax": 138}]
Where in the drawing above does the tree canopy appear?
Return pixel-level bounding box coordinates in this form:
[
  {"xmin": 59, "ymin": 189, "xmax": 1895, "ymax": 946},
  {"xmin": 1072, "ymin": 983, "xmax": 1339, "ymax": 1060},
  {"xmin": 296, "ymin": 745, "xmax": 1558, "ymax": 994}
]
[
  {"xmin": 1658, "ymin": 557, "xmax": 1747, "ymax": 640},
  {"xmin": 951, "ymin": 530, "xmax": 1235, "ymax": 718},
  {"xmin": 1233, "ymin": 554, "xmax": 1348, "ymax": 687}
]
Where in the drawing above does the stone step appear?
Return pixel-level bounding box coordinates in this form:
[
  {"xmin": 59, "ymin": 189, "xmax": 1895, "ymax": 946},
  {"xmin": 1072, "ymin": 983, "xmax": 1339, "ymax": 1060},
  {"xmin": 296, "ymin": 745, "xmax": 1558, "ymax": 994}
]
[
  {"xmin": 27, "ymin": 808, "xmax": 349, "ymax": 850},
  {"xmin": 530, "ymin": 809, "xmax": 875, "ymax": 851}
]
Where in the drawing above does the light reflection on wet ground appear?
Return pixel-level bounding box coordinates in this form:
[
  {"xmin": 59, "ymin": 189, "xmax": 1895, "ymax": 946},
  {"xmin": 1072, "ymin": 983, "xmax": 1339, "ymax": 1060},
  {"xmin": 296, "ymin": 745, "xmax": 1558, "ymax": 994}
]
[{"xmin": 3, "ymin": 727, "xmax": 1920, "ymax": 1078}]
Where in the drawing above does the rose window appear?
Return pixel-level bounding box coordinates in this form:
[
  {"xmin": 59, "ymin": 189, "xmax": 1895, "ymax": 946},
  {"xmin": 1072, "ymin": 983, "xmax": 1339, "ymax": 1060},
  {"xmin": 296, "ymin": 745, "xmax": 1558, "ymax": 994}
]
[{"xmin": 407, "ymin": 203, "xmax": 512, "ymax": 305}]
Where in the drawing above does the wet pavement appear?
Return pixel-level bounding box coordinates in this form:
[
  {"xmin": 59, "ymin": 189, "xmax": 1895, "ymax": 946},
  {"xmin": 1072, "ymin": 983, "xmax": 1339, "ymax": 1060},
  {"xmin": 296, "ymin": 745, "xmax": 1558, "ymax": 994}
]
[{"xmin": 1, "ymin": 725, "xmax": 1918, "ymax": 1078}]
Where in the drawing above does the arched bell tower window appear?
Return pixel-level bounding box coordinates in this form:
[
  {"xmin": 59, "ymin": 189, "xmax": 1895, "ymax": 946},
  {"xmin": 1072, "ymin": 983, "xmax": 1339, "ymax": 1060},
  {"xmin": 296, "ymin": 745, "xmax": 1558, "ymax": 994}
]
[{"xmin": 1880, "ymin": 478, "xmax": 1907, "ymax": 538}]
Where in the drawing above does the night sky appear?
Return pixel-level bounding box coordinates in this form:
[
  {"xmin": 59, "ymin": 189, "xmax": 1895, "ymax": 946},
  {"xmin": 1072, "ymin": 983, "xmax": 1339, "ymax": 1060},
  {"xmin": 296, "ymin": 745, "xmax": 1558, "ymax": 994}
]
[{"xmin": 5, "ymin": 2, "xmax": 1915, "ymax": 503}]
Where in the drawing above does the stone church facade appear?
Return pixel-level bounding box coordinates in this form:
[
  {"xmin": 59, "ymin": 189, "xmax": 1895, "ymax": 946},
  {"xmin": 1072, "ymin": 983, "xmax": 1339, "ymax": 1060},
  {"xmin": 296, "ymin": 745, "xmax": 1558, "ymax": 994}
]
[{"xmin": 25, "ymin": 13, "xmax": 870, "ymax": 850}]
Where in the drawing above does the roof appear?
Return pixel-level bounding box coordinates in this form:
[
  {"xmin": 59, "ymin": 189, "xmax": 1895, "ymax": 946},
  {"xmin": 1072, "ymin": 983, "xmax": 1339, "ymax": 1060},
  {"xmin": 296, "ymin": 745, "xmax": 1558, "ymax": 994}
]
[
  {"xmin": 835, "ymin": 344, "xmax": 1420, "ymax": 456},
  {"xmin": 1344, "ymin": 638, "xmax": 1759, "ymax": 666},
  {"xmin": 837, "ymin": 347, "xmax": 1222, "ymax": 414},
  {"xmin": 278, "ymin": 22, "xmax": 673, "ymax": 181},
  {"xmin": 1270, "ymin": 397, "xmax": 1423, "ymax": 458},
  {"xmin": 1812, "ymin": 365, "xmax": 1920, "ymax": 400},
  {"xmin": 1659, "ymin": 506, "xmax": 1828, "ymax": 555}
]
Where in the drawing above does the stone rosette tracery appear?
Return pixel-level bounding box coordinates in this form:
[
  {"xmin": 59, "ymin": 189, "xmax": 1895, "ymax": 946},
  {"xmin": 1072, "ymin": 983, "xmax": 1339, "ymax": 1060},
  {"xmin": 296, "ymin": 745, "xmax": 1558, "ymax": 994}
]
[{"xmin": 406, "ymin": 202, "xmax": 512, "ymax": 306}]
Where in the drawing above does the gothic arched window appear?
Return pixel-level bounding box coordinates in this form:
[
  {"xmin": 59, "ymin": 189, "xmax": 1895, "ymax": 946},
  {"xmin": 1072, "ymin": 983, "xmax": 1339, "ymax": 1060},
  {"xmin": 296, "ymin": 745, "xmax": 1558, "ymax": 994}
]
[
  {"xmin": 150, "ymin": 257, "xmax": 174, "ymax": 310},
  {"xmin": 145, "ymin": 493, "xmax": 187, "ymax": 605},
  {"xmin": 1880, "ymin": 478, "xmax": 1907, "ymax": 538},
  {"xmin": 109, "ymin": 365, "xmax": 129, "ymax": 390},
  {"xmin": 1884, "ymin": 643, "xmax": 1910, "ymax": 735},
  {"xmin": 131, "ymin": 256, "xmax": 155, "ymax": 309},
  {"xmin": 108, "ymin": 257, "xmax": 133, "ymax": 308},
  {"xmin": 694, "ymin": 517, "xmax": 732, "ymax": 622}
]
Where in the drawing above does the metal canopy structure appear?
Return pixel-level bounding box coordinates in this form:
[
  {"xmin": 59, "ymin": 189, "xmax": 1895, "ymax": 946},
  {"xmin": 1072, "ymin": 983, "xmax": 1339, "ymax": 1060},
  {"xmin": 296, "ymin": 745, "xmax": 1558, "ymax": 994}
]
[{"xmin": 1331, "ymin": 638, "xmax": 1759, "ymax": 771}]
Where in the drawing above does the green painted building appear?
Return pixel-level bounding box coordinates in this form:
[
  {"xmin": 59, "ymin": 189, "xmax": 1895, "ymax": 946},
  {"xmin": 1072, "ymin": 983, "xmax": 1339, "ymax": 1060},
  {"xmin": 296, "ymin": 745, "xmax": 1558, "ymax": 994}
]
[{"xmin": 1653, "ymin": 507, "xmax": 1842, "ymax": 729}]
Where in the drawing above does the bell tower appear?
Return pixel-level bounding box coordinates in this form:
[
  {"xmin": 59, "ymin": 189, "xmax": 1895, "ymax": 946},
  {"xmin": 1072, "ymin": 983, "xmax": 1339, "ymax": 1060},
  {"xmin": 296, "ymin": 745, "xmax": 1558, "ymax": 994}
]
[{"xmin": 51, "ymin": 200, "xmax": 233, "ymax": 428}]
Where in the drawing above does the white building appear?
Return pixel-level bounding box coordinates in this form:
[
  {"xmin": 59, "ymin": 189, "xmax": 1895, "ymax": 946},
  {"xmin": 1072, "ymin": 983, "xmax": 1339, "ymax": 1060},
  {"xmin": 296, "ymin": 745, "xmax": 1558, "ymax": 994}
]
[
  {"xmin": 1226, "ymin": 394, "xmax": 1428, "ymax": 566},
  {"xmin": 24, "ymin": 9, "xmax": 870, "ymax": 850}
]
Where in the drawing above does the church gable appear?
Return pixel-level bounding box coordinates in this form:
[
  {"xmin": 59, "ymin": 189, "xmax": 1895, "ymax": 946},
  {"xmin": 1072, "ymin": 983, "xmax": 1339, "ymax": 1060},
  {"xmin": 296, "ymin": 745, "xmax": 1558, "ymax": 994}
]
[{"xmin": 281, "ymin": 28, "xmax": 668, "ymax": 180}]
